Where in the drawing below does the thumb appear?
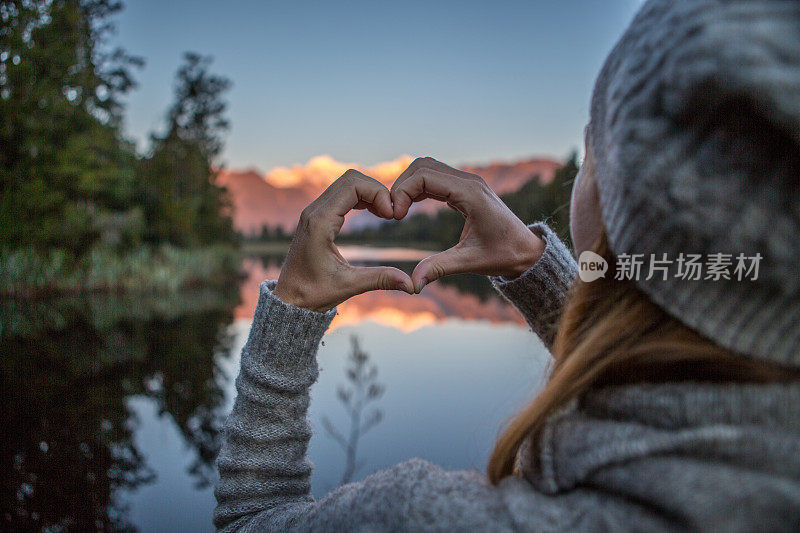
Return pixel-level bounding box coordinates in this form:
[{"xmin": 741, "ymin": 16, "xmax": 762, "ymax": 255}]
[
  {"xmin": 411, "ymin": 247, "xmax": 474, "ymax": 293},
  {"xmin": 346, "ymin": 266, "xmax": 414, "ymax": 296}
]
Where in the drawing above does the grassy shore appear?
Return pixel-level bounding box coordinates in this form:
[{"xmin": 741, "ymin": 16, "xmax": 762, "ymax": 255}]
[{"xmin": 0, "ymin": 245, "xmax": 241, "ymax": 298}]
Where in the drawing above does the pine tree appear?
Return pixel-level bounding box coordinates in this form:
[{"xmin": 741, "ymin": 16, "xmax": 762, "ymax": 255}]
[
  {"xmin": 141, "ymin": 53, "xmax": 235, "ymax": 247},
  {"xmin": 0, "ymin": 0, "xmax": 143, "ymax": 253}
]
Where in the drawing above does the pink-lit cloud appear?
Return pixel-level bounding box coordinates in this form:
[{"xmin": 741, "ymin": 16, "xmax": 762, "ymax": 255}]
[{"xmin": 263, "ymin": 154, "xmax": 414, "ymax": 189}]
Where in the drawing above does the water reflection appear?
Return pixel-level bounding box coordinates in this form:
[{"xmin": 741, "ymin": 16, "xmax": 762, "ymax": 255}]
[
  {"xmin": 0, "ymin": 288, "xmax": 238, "ymax": 531},
  {"xmin": 239, "ymin": 248, "xmax": 525, "ymax": 330},
  {"xmin": 233, "ymin": 249, "xmax": 546, "ymax": 500},
  {"xmin": 2, "ymin": 249, "xmax": 546, "ymax": 531}
]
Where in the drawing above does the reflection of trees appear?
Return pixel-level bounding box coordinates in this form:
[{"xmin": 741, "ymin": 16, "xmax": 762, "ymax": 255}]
[
  {"xmin": 435, "ymin": 272, "xmax": 495, "ymax": 299},
  {"xmin": 350, "ymin": 259, "xmax": 496, "ymax": 300},
  {"xmin": 0, "ymin": 287, "xmax": 237, "ymax": 531},
  {"xmin": 255, "ymin": 254, "xmax": 287, "ymax": 268},
  {"xmin": 322, "ymin": 336, "xmax": 384, "ymax": 486}
]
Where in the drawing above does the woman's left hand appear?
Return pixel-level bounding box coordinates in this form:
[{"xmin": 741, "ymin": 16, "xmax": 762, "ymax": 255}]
[
  {"xmin": 391, "ymin": 157, "xmax": 545, "ymax": 293},
  {"xmin": 273, "ymin": 170, "xmax": 414, "ymax": 312}
]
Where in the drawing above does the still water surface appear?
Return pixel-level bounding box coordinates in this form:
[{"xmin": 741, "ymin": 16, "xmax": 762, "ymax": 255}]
[{"xmin": 3, "ymin": 247, "xmax": 550, "ymax": 532}]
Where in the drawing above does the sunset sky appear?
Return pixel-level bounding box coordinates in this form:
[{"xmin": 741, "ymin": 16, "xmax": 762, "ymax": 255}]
[{"xmin": 114, "ymin": 1, "xmax": 643, "ymax": 172}]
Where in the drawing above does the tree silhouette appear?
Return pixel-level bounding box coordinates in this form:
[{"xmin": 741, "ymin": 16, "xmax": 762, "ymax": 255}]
[{"xmin": 0, "ymin": 287, "xmax": 238, "ymax": 530}]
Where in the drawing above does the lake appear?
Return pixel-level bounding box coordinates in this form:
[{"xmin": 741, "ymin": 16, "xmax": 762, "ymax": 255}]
[{"xmin": 2, "ymin": 247, "xmax": 551, "ymax": 532}]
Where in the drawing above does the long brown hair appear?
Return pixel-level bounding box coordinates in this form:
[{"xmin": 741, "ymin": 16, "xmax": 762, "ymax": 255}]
[{"xmin": 487, "ymin": 230, "xmax": 800, "ymax": 484}]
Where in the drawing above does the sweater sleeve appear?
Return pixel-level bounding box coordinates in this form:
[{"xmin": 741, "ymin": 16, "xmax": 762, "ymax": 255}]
[
  {"xmin": 213, "ymin": 280, "xmax": 336, "ymax": 531},
  {"xmin": 213, "ymin": 261, "xmax": 589, "ymax": 532},
  {"xmin": 490, "ymin": 222, "xmax": 578, "ymax": 351},
  {"xmin": 213, "ymin": 281, "xmax": 569, "ymax": 532}
]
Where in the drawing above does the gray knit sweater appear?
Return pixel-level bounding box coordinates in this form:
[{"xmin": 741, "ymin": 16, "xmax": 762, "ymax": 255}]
[{"xmin": 214, "ymin": 223, "xmax": 800, "ymax": 532}]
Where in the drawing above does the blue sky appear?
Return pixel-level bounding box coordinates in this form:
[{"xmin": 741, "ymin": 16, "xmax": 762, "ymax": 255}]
[{"xmin": 113, "ymin": 0, "xmax": 643, "ymax": 170}]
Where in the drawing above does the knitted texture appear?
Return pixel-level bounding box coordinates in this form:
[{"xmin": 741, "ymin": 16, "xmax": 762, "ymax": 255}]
[
  {"xmin": 214, "ymin": 227, "xmax": 800, "ymax": 531},
  {"xmin": 490, "ymin": 222, "xmax": 578, "ymax": 350},
  {"xmin": 588, "ymin": 0, "xmax": 800, "ymax": 365},
  {"xmin": 214, "ymin": 280, "xmax": 335, "ymax": 530}
]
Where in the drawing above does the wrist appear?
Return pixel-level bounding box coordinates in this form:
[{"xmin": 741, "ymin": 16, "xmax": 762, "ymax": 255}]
[
  {"xmin": 273, "ymin": 280, "xmax": 327, "ymax": 312},
  {"xmin": 504, "ymin": 230, "xmax": 546, "ymax": 279}
]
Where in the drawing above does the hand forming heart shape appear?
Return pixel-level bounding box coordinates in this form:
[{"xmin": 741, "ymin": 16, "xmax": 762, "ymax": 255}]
[{"xmin": 273, "ymin": 157, "xmax": 545, "ymax": 313}]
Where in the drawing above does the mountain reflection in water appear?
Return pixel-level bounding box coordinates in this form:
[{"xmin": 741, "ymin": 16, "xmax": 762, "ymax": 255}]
[
  {"xmin": 2, "ymin": 248, "xmax": 549, "ymax": 532},
  {"xmin": 238, "ymin": 246, "xmax": 526, "ymax": 331}
]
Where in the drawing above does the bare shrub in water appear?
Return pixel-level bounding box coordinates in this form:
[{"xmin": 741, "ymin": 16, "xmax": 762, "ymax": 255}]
[{"xmin": 322, "ymin": 335, "xmax": 384, "ymax": 485}]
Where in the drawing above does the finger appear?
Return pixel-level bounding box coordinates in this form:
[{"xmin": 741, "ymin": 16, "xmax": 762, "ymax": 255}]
[
  {"xmin": 392, "ymin": 157, "xmax": 443, "ymax": 219},
  {"xmin": 325, "ymin": 170, "xmax": 394, "ymax": 219},
  {"xmin": 391, "ymin": 167, "xmax": 476, "ymax": 220},
  {"xmin": 410, "ymin": 246, "xmax": 477, "ymax": 293},
  {"xmin": 391, "ymin": 157, "xmax": 474, "ymax": 195},
  {"xmin": 392, "ymin": 191, "xmax": 459, "ymax": 213},
  {"xmin": 353, "ymin": 199, "xmax": 394, "ymax": 219},
  {"xmin": 345, "ymin": 265, "xmax": 414, "ymax": 295}
]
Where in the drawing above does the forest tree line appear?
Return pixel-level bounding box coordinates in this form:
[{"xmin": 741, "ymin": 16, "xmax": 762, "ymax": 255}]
[{"xmin": 0, "ymin": 0, "xmax": 238, "ymax": 294}]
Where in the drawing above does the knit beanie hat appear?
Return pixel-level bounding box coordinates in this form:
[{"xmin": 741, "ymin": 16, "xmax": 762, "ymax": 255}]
[{"xmin": 588, "ymin": 0, "xmax": 800, "ymax": 366}]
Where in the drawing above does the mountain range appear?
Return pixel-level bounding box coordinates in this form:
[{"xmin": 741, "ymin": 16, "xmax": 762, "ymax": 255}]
[{"xmin": 216, "ymin": 155, "xmax": 561, "ymax": 235}]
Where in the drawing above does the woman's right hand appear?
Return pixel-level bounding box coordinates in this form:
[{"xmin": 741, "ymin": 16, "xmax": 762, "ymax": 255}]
[
  {"xmin": 273, "ymin": 170, "xmax": 414, "ymax": 312},
  {"xmin": 391, "ymin": 157, "xmax": 546, "ymax": 293}
]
